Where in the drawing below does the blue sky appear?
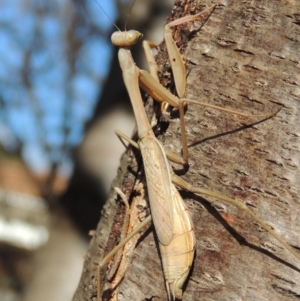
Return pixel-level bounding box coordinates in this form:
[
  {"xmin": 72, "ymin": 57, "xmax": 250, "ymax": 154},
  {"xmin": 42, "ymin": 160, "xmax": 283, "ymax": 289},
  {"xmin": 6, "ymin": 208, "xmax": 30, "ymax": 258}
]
[{"xmin": 0, "ymin": 0, "xmax": 117, "ymax": 177}]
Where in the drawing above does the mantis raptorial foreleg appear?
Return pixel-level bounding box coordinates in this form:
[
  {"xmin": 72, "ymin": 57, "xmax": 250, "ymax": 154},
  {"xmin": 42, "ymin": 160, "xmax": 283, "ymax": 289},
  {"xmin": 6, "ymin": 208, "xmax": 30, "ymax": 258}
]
[{"xmin": 164, "ymin": 3, "xmax": 220, "ymax": 98}]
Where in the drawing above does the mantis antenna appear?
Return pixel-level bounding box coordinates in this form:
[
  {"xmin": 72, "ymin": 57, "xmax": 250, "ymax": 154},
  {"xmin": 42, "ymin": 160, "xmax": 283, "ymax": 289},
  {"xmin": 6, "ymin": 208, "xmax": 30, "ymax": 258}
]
[
  {"xmin": 94, "ymin": 0, "xmax": 138, "ymax": 32},
  {"xmin": 124, "ymin": 0, "xmax": 138, "ymax": 31},
  {"xmin": 93, "ymin": 0, "xmax": 121, "ymax": 32}
]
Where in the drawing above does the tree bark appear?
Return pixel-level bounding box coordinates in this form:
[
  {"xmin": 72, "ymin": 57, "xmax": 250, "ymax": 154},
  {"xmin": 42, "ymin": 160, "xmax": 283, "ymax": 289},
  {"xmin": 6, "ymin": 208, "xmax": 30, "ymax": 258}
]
[{"xmin": 73, "ymin": 0, "xmax": 300, "ymax": 300}]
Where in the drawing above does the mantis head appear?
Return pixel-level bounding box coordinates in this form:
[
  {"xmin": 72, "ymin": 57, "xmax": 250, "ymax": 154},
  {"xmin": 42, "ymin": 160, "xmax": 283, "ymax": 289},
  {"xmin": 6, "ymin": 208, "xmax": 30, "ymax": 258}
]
[{"xmin": 111, "ymin": 30, "xmax": 143, "ymax": 48}]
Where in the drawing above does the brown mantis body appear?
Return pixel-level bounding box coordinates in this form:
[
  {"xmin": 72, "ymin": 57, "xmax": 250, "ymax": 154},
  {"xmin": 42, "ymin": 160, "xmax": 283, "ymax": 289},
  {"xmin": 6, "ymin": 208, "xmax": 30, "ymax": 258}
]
[
  {"xmin": 98, "ymin": 35, "xmax": 197, "ymax": 300},
  {"xmin": 95, "ymin": 2, "xmax": 300, "ymax": 301}
]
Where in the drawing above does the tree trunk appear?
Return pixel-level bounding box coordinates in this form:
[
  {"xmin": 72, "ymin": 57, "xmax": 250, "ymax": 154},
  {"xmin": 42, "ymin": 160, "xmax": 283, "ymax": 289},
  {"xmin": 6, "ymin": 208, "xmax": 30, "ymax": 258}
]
[{"xmin": 73, "ymin": 1, "xmax": 300, "ymax": 300}]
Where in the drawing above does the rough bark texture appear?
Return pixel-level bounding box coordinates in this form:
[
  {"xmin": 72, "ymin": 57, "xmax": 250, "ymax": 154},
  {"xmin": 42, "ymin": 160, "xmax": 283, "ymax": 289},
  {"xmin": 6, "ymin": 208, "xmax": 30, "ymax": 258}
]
[{"xmin": 73, "ymin": 0, "xmax": 300, "ymax": 300}]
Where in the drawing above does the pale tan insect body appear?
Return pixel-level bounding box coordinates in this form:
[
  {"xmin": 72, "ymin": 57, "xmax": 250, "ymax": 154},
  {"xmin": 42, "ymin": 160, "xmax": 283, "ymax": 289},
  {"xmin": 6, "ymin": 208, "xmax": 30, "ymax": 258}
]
[{"xmin": 97, "ymin": 3, "xmax": 300, "ymax": 301}]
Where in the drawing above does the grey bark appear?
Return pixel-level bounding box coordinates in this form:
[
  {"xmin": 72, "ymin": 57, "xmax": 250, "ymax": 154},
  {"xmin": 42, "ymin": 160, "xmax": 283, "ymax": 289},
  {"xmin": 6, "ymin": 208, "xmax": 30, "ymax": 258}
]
[{"xmin": 73, "ymin": 0, "xmax": 300, "ymax": 300}]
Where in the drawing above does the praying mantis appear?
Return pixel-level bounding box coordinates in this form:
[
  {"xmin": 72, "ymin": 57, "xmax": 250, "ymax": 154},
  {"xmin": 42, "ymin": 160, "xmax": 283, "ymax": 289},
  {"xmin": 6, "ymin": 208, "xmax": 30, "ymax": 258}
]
[{"xmin": 71, "ymin": 1, "xmax": 300, "ymax": 300}]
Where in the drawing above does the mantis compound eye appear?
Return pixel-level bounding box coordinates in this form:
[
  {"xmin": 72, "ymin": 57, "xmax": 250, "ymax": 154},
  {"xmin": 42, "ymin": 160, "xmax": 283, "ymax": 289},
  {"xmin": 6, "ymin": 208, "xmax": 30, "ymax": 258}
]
[{"xmin": 126, "ymin": 30, "xmax": 143, "ymax": 44}]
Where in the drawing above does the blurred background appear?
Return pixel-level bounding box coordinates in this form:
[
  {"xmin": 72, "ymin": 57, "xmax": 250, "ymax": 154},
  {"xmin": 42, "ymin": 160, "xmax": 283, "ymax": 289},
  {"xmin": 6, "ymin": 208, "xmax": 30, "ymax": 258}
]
[{"xmin": 0, "ymin": 0, "xmax": 173, "ymax": 300}]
